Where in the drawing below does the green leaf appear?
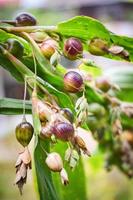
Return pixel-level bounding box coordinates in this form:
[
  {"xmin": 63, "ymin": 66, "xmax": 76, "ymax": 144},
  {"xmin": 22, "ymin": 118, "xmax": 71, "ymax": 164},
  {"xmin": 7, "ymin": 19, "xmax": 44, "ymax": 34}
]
[
  {"xmin": 85, "ymin": 85, "xmax": 104, "ymax": 104},
  {"xmin": 0, "ymin": 98, "xmax": 31, "ymax": 115},
  {"xmin": 107, "ymin": 67, "xmax": 133, "ymax": 102},
  {"xmin": 79, "ymin": 64, "xmax": 102, "ymax": 77},
  {"xmin": 31, "ymin": 90, "xmax": 59, "ymax": 200},
  {"xmin": 52, "ymin": 141, "xmax": 87, "ymax": 200},
  {"xmin": 0, "ymin": 54, "xmax": 23, "ymax": 82},
  {"xmin": 0, "ymin": 46, "xmax": 34, "ymax": 80},
  {"xmin": 21, "ymin": 32, "xmax": 64, "ymax": 90},
  {"xmin": 121, "ymin": 114, "xmax": 133, "ymax": 129},
  {"xmin": 110, "ymin": 34, "xmax": 133, "ymax": 49},
  {"xmin": 0, "ymin": 29, "xmax": 31, "ymax": 55},
  {"xmin": 57, "ymin": 16, "xmax": 133, "ymax": 62},
  {"xmin": 37, "ymin": 77, "xmax": 74, "ymax": 111},
  {"xmin": 34, "ymin": 138, "xmax": 59, "ymax": 200},
  {"xmin": 57, "ymin": 16, "xmax": 110, "ymax": 41}
]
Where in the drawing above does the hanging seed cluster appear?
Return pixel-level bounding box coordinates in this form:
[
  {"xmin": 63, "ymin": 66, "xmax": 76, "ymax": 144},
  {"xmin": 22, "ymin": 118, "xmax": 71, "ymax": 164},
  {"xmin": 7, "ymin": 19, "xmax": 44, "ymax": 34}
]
[{"xmin": 0, "ymin": 12, "xmax": 133, "ymax": 195}]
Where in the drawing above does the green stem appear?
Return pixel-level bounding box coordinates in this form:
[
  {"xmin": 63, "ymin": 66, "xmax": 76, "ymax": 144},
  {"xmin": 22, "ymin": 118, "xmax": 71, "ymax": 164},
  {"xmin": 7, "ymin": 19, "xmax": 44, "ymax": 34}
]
[
  {"xmin": 0, "ymin": 20, "xmax": 16, "ymax": 26},
  {"xmin": 0, "ymin": 26, "xmax": 64, "ymax": 90},
  {"xmin": 0, "ymin": 46, "xmax": 73, "ymax": 110},
  {"xmin": 0, "ymin": 45, "xmax": 33, "ymax": 77},
  {"xmin": 22, "ymin": 32, "xmax": 52, "ymax": 72},
  {"xmin": 21, "ymin": 32, "xmax": 64, "ymax": 89},
  {"xmin": 0, "ymin": 25, "xmax": 57, "ymax": 33}
]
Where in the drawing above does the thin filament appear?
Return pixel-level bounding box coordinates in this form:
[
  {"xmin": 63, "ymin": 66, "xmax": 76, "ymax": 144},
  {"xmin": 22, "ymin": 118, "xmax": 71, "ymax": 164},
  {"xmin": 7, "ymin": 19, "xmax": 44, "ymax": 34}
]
[
  {"xmin": 32, "ymin": 47, "xmax": 37, "ymax": 90},
  {"xmin": 23, "ymin": 78, "xmax": 27, "ymax": 121}
]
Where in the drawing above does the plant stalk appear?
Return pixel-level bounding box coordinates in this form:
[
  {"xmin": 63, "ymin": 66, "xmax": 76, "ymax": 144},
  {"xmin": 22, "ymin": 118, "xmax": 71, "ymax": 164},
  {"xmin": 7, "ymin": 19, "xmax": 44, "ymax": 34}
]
[{"xmin": 0, "ymin": 25, "xmax": 57, "ymax": 33}]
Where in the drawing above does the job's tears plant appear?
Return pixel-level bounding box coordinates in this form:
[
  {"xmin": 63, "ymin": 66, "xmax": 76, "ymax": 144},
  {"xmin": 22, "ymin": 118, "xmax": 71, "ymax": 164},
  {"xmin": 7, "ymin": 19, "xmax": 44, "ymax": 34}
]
[{"xmin": 0, "ymin": 12, "xmax": 133, "ymax": 200}]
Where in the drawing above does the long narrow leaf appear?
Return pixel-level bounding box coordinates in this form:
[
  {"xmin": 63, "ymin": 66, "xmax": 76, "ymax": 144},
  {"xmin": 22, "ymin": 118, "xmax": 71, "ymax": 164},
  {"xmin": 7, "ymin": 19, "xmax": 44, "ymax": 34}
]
[
  {"xmin": 34, "ymin": 138, "xmax": 59, "ymax": 200},
  {"xmin": 0, "ymin": 98, "xmax": 31, "ymax": 115}
]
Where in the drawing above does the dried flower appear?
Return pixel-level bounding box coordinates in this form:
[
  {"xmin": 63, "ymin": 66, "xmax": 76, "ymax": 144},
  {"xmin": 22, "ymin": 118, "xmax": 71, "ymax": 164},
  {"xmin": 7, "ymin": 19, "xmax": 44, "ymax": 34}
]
[
  {"xmin": 112, "ymin": 119, "xmax": 122, "ymax": 136},
  {"xmin": 65, "ymin": 147, "xmax": 79, "ymax": 169},
  {"xmin": 108, "ymin": 45, "xmax": 129, "ymax": 59},
  {"xmin": 75, "ymin": 95, "xmax": 89, "ymax": 125},
  {"xmin": 60, "ymin": 168, "xmax": 69, "ymax": 185},
  {"xmin": 74, "ymin": 135, "xmax": 91, "ymax": 156},
  {"xmin": 40, "ymin": 123, "xmax": 52, "ymax": 139},
  {"xmin": 108, "ymin": 45, "xmax": 124, "ymax": 55},
  {"xmin": 121, "ymin": 103, "xmax": 133, "ymax": 117},
  {"xmin": 32, "ymin": 97, "xmax": 54, "ymax": 122},
  {"xmin": 76, "ymin": 127, "xmax": 97, "ymax": 154},
  {"xmin": 15, "ymin": 147, "xmax": 31, "ymax": 195}
]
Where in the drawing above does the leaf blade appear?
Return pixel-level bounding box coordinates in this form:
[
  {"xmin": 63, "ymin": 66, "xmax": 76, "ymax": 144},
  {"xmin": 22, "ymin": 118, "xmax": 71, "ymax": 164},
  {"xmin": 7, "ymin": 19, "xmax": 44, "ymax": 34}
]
[
  {"xmin": 57, "ymin": 16, "xmax": 110, "ymax": 41},
  {"xmin": 0, "ymin": 98, "xmax": 31, "ymax": 115}
]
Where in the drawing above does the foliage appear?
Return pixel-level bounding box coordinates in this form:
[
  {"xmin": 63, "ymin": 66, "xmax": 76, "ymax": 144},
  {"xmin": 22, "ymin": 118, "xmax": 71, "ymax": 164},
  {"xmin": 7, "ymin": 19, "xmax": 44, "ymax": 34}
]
[{"xmin": 0, "ymin": 14, "xmax": 133, "ymax": 200}]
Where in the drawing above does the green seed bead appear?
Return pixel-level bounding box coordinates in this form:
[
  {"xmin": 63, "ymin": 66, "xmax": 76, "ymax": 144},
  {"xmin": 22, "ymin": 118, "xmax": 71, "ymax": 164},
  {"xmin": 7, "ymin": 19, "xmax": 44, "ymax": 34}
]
[{"xmin": 15, "ymin": 121, "xmax": 34, "ymax": 147}]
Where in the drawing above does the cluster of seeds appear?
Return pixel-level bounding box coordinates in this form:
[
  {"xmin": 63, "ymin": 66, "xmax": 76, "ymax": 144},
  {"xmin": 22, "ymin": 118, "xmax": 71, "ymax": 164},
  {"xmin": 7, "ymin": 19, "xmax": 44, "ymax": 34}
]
[{"xmin": 0, "ymin": 12, "xmax": 132, "ymax": 195}]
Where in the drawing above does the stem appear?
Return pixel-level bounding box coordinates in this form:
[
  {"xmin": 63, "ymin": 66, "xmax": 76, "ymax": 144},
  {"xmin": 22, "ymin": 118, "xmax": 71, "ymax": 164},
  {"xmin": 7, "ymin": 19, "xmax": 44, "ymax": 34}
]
[
  {"xmin": 0, "ymin": 20, "xmax": 16, "ymax": 26},
  {"xmin": 0, "ymin": 25, "xmax": 57, "ymax": 33},
  {"xmin": 21, "ymin": 32, "xmax": 53, "ymax": 72},
  {"xmin": 23, "ymin": 78, "xmax": 27, "ymax": 119},
  {"xmin": 40, "ymin": 144, "xmax": 49, "ymax": 156},
  {"xmin": 32, "ymin": 47, "xmax": 37, "ymax": 90},
  {"xmin": 21, "ymin": 32, "xmax": 64, "ymax": 89},
  {"xmin": 0, "ymin": 45, "xmax": 33, "ymax": 77}
]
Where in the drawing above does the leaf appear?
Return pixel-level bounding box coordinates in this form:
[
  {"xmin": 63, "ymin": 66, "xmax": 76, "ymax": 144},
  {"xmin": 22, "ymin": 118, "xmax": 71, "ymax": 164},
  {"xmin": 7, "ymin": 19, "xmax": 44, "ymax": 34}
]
[
  {"xmin": 0, "ymin": 54, "xmax": 23, "ymax": 82},
  {"xmin": 88, "ymin": 149, "xmax": 104, "ymax": 173},
  {"xmin": 31, "ymin": 89, "xmax": 59, "ymax": 200},
  {"xmin": 51, "ymin": 141, "xmax": 87, "ymax": 200},
  {"xmin": 57, "ymin": 16, "xmax": 110, "ymax": 41},
  {"xmin": 0, "ymin": 29, "xmax": 31, "ymax": 55},
  {"xmin": 37, "ymin": 77, "xmax": 74, "ymax": 111},
  {"xmin": 117, "ymin": 89, "xmax": 133, "ymax": 102},
  {"xmin": 34, "ymin": 138, "xmax": 59, "ymax": 200},
  {"xmin": 0, "ymin": 98, "xmax": 31, "ymax": 115},
  {"xmin": 121, "ymin": 114, "xmax": 133, "ymax": 129},
  {"xmin": 85, "ymin": 85, "xmax": 104, "ymax": 104},
  {"xmin": 107, "ymin": 67, "xmax": 133, "ymax": 102},
  {"xmin": 79, "ymin": 63, "xmax": 102, "ymax": 77},
  {"xmin": 21, "ymin": 32, "xmax": 64, "ymax": 90},
  {"xmin": 57, "ymin": 16, "xmax": 133, "ymax": 62},
  {"xmin": 0, "ymin": 46, "xmax": 34, "ymax": 80}
]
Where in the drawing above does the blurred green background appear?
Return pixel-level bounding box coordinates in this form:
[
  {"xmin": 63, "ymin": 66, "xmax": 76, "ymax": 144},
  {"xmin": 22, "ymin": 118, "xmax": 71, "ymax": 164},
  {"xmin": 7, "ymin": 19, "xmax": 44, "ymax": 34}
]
[{"xmin": 0, "ymin": 0, "xmax": 133, "ymax": 199}]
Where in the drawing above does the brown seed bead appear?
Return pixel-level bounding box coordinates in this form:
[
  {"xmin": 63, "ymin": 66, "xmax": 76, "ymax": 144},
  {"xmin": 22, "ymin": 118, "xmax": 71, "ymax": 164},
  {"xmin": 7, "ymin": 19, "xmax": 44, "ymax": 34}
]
[
  {"xmin": 64, "ymin": 37, "xmax": 83, "ymax": 60},
  {"xmin": 15, "ymin": 13, "xmax": 37, "ymax": 26},
  {"xmin": 52, "ymin": 122, "xmax": 74, "ymax": 141},
  {"xmin": 95, "ymin": 77, "xmax": 111, "ymax": 92},
  {"xmin": 64, "ymin": 71, "xmax": 83, "ymax": 93},
  {"xmin": 74, "ymin": 135, "xmax": 91, "ymax": 156},
  {"xmin": 40, "ymin": 39, "xmax": 57, "ymax": 59},
  {"xmin": 121, "ymin": 130, "xmax": 133, "ymax": 145}
]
